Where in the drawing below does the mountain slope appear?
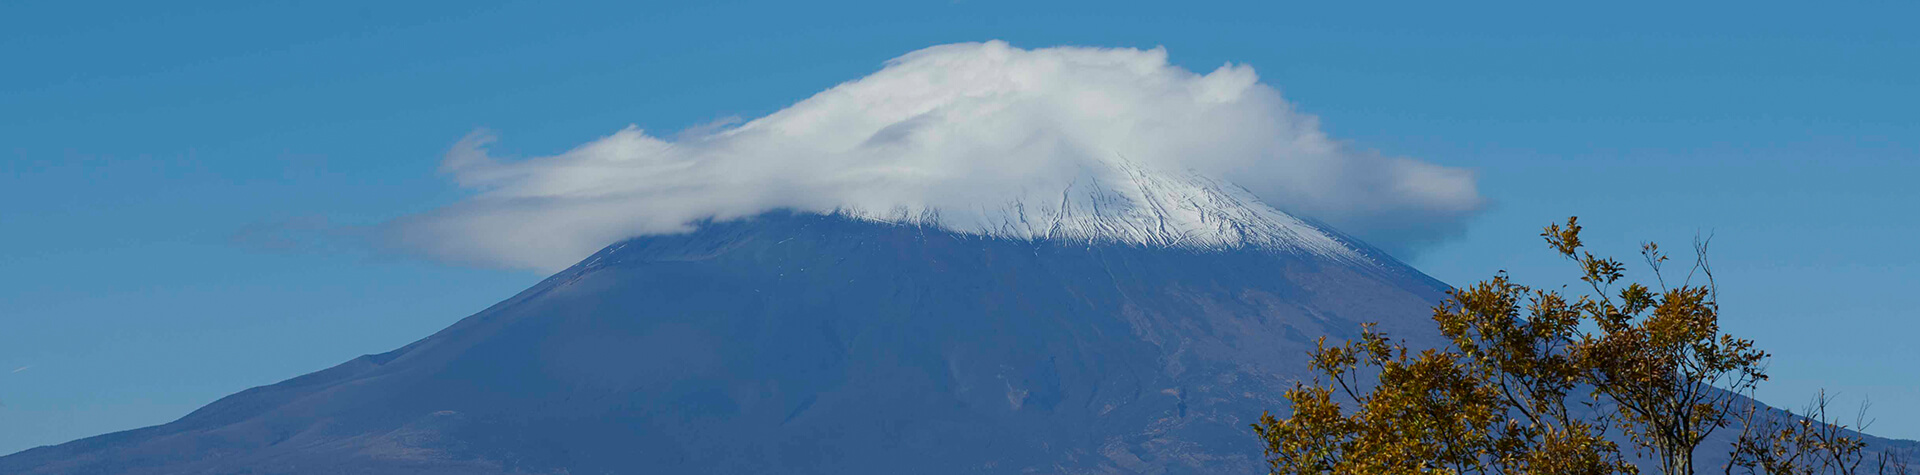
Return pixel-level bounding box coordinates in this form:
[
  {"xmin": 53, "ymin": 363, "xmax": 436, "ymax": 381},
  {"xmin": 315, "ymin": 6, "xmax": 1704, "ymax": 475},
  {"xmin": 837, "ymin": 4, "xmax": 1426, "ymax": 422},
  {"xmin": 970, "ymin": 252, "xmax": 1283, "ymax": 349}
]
[{"xmin": 1, "ymin": 209, "xmax": 1449, "ymax": 474}]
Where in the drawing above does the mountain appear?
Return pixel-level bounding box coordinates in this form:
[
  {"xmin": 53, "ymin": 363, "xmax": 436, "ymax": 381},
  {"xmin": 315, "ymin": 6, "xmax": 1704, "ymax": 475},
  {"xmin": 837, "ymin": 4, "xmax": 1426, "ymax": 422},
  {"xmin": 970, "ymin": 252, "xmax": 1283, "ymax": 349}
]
[
  {"xmin": 8, "ymin": 171, "xmax": 1895, "ymax": 474},
  {"xmin": 0, "ymin": 166, "xmax": 1463, "ymax": 474},
  {"xmin": 2, "ymin": 214, "xmax": 1447, "ymax": 473}
]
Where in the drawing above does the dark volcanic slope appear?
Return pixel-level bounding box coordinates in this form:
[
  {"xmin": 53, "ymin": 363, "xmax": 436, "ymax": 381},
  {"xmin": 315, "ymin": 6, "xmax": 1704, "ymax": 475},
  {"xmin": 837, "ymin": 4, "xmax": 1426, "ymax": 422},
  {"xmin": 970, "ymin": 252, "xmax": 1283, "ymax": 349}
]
[{"xmin": 3, "ymin": 213, "xmax": 1451, "ymax": 475}]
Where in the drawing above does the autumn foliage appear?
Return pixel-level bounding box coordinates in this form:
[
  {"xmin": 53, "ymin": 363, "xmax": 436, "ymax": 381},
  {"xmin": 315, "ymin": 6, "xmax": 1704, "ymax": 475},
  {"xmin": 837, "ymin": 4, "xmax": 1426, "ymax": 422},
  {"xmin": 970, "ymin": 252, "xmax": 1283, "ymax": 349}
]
[{"xmin": 1254, "ymin": 218, "xmax": 1907, "ymax": 475}]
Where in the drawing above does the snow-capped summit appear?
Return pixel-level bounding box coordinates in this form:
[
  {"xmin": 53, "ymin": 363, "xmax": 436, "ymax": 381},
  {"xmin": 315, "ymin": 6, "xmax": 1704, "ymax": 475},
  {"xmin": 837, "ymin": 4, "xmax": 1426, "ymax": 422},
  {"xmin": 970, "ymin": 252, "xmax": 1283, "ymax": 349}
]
[{"xmin": 837, "ymin": 159, "xmax": 1367, "ymax": 263}]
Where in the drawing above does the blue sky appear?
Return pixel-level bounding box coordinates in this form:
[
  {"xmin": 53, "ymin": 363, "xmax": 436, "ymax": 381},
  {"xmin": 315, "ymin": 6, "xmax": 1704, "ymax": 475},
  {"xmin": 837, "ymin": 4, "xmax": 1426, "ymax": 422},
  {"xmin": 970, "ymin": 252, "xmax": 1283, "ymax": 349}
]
[{"xmin": 2, "ymin": 0, "xmax": 1916, "ymax": 454}]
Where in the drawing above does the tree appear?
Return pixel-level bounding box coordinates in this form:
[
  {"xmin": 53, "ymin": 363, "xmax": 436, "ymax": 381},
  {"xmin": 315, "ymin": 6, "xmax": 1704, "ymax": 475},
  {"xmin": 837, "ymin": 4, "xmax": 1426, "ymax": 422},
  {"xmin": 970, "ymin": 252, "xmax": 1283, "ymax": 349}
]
[
  {"xmin": 1253, "ymin": 312, "xmax": 1633, "ymax": 474},
  {"xmin": 1726, "ymin": 390, "xmax": 1913, "ymax": 475},
  {"xmin": 1544, "ymin": 219, "xmax": 1768, "ymax": 474},
  {"xmin": 1252, "ymin": 217, "xmax": 1778, "ymax": 475}
]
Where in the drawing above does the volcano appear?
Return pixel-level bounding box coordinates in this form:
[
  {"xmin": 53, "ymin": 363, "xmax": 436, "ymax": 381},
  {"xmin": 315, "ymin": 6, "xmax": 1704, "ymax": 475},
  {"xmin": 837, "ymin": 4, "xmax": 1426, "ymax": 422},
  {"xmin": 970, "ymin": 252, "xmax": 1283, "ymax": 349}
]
[{"xmin": 3, "ymin": 172, "xmax": 1459, "ymax": 474}]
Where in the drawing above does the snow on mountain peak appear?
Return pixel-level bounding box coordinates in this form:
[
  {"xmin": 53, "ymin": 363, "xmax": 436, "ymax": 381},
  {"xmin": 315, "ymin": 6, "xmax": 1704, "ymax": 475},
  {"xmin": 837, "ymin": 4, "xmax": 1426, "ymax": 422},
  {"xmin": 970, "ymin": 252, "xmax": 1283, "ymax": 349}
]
[{"xmin": 837, "ymin": 158, "xmax": 1366, "ymax": 262}]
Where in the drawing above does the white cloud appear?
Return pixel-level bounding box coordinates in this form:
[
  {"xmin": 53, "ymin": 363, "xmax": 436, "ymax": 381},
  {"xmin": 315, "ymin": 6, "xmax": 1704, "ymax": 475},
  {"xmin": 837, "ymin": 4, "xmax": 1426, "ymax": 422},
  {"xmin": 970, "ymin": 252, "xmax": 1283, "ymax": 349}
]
[{"xmin": 386, "ymin": 41, "xmax": 1483, "ymax": 271}]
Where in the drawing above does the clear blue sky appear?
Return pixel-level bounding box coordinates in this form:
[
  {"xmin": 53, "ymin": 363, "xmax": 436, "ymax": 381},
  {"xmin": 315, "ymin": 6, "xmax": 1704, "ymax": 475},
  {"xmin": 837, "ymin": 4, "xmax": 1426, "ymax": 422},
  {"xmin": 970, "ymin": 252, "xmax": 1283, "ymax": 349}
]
[{"xmin": 2, "ymin": 0, "xmax": 1915, "ymax": 454}]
